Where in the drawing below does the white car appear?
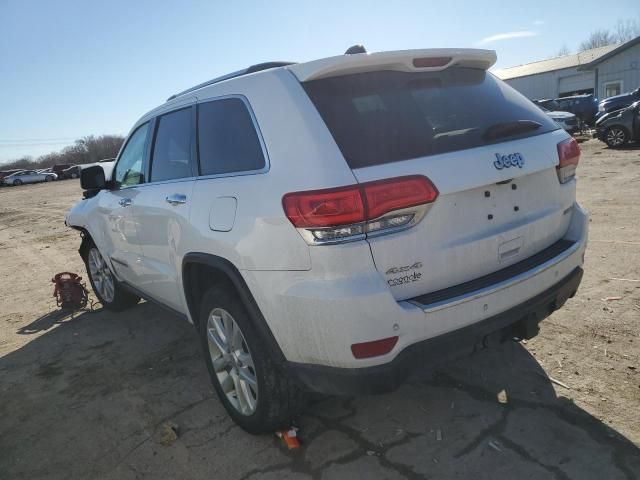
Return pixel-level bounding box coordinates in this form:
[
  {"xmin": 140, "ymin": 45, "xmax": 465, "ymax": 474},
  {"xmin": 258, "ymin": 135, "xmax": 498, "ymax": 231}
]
[
  {"xmin": 538, "ymin": 105, "xmax": 579, "ymax": 134},
  {"xmin": 66, "ymin": 48, "xmax": 588, "ymax": 433},
  {"xmin": 3, "ymin": 169, "xmax": 57, "ymax": 185}
]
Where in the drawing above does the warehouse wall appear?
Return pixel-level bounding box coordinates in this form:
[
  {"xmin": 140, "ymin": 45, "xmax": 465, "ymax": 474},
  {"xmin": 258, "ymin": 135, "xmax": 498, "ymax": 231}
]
[
  {"xmin": 596, "ymin": 43, "xmax": 640, "ymax": 98},
  {"xmin": 503, "ymin": 67, "xmax": 595, "ymax": 100}
]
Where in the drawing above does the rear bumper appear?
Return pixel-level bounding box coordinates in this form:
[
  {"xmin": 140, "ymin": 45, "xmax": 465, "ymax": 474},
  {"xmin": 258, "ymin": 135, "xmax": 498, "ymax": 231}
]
[{"xmin": 288, "ymin": 266, "xmax": 583, "ymax": 395}]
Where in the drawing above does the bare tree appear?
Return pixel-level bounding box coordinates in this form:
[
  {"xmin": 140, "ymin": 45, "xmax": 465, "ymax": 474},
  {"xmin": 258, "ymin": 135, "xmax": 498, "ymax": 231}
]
[
  {"xmin": 578, "ymin": 29, "xmax": 617, "ymax": 51},
  {"xmin": 556, "ymin": 44, "xmax": 570, "ymax": 57},
  {"xmin": 0, "ymin": 135, "xmax": 124, "ymax": 171},
  {"xmin": 614, "ymin": 18, "xmax": 640, "ymax": 43}
]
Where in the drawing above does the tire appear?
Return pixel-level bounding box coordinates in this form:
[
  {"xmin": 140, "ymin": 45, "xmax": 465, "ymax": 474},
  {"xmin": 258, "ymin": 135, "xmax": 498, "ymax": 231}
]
[
  {"xmin": 198, "ymin": 285, "xmax": 305, "ymax": 433},
  {"xmin": 45, "ymin": 176, "xmax": 53, "ymax": 182},
  {"xmin": 83, "ymin": 242, "xmax": 140, "ymax": 311},
  {"xmin": 605, "ymin": 126, "xmax": 629, "ymax": 148},
  {"xmin": 71, "ymin": 173, "xmax": 78, "ymax": 179},
  {"xmin": 13, "ymin": 179, "xmax": 22, "ymax": 186}
]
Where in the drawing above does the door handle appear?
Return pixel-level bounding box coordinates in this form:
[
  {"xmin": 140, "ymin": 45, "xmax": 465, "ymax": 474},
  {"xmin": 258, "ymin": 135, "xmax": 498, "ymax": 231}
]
[
  {"xmin": 166, "ymin": 193, "xmax": 187, "ymax": 205},
  {"xmin": 119, "ymin": 198, "xmax": 132, "ymax": 207}
]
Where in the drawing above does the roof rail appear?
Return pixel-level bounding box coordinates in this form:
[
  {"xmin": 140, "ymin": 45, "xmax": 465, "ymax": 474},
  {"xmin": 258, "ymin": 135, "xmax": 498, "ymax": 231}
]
[{"xmin": 166, "ymin": 61, "xmax": 296, "ymax": 102}]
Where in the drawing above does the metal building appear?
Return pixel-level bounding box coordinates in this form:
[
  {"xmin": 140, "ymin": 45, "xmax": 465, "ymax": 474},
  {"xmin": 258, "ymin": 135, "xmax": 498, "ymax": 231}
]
[{"xmin": 494, "ymin": 36, "xmax": 640, "ymax": 100}]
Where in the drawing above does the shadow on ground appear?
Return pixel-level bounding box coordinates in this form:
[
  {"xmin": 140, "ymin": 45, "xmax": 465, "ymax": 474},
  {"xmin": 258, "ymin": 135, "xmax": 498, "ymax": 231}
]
[{"xmin": 1, "ymin": 303, "xmax": 638, "ymax": 480}]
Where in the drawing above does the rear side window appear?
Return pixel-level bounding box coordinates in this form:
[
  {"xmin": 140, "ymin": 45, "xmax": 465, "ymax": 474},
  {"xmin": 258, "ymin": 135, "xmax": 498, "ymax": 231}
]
[
  {"xmin": 197, "ymin": 98, "xmax": 265, "ymax": 176},
  {"xmin": 304, "ymin": 68, "xmax": 558, "ymax": 169},
  {"xmin": 150, "ymin": 107, "xmax": 193, "ymax": 182}
]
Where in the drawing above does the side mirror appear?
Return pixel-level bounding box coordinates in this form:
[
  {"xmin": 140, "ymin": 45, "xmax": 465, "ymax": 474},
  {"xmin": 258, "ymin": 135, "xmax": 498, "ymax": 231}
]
[{"xmin": 80, "ymin": 165, "xmax": 106, "ymax": 191}]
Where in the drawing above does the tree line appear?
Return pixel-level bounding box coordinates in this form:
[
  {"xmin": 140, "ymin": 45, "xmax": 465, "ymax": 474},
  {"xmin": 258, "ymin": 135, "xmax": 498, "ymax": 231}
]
[
  {"xmin": 1, "ymin": 134, "xmax": 125, "ymax": 171},
  {"xmin": 556, "ymin": 18, "xmax": 640, "ymax": 57}
]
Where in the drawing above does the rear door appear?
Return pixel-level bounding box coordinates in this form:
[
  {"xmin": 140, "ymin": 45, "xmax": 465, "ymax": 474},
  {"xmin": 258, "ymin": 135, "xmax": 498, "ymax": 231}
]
[
  {"xmin": 304, "ymin": 67, "xmax": 575, "ymax": 300},
  {"xmin": 131, "ymin": 105, "xmax": 197, "ymax": 312}
]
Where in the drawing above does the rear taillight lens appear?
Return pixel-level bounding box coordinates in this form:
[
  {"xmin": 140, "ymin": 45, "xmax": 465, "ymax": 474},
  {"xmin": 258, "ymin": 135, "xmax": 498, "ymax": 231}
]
[
  {"xmin": 556, "ymin": 137, "xmax": 580, "ymax": 184},
  {"xmin": 283, "ymin": 175, "xmax": 438, "ymax": 244}
]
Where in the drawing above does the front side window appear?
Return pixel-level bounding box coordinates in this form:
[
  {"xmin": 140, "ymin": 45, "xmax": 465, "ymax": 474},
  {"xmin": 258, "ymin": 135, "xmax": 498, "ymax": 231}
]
[
  {"xmin": 114, "ymin": 123, "xmax": 149, "ymax": 188},
  {"xmin": 197, "ymin": 98, "xmax": 266, "ymax": 176},
  {"xmin": 150, "ymin": 107, "xmax": 193, "ymax": 182}
]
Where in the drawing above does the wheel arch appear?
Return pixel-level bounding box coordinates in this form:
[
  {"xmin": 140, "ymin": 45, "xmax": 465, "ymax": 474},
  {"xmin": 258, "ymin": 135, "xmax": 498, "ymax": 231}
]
[{"xmin": 182, "ymin": 253, "xmax": 286, "ymax": 364}]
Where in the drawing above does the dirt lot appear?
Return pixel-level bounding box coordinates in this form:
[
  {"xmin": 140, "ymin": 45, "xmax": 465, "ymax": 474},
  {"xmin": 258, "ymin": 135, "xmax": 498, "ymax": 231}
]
[{"xmin": 1, "ymin": 139, "xmax": 639, "ymax": 479}]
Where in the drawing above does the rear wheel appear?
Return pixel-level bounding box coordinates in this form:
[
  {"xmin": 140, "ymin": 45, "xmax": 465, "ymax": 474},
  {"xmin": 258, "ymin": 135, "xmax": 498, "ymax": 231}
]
[
  {"xmin": 198, "ymin": 285, "xmax": 305, "ymax": 433},
  {"xmin": 84, "ymin": 243, "xmax": 140, "ymax": 311},
  {"xmin": 13, "ymin": 179, "xmax": 22, "ymax": 186},
  {"xmin": 605, "ymin": 126, "xmax": 629, "ymax": 148},
  {"xmin": 45, "ymin": 176, "xmax": 53, "ymax": 182}
]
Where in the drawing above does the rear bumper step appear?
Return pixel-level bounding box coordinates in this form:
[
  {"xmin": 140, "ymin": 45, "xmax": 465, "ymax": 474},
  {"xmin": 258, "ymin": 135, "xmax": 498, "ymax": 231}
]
[
  {"xmin": 287, "ymin": 266, "xmax": 583, "ymax": 395},
  {"xmin": 411, "ymin": 239, "xmax": 576, "ymax": 307}
]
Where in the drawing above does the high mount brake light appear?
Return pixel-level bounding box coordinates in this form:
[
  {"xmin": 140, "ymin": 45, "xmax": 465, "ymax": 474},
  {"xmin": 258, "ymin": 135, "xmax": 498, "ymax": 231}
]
[
  {"xmin": 556, "ymin": 137, "xmax": 580, "ymax": 184},
  {"xmin": 412, "ymin": 57, "xmax": 451, "ymax": 68},
  {"xmin": 282, "ymin": 176, "xmax": 438, "ymax": 244}
]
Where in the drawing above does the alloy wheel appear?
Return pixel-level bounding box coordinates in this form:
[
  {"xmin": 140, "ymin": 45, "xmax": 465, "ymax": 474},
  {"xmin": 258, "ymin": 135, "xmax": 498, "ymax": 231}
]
[
  {"xmin": 206, "ymin": 308, "xmax": 258, "ymax": 415},
  {"xmin": 88, "ymin": 248, "xmax": 115, "ymax": 303},
  {"xmin": 607, "ymin": 128, "xmax": 626, "ymax": 147}
]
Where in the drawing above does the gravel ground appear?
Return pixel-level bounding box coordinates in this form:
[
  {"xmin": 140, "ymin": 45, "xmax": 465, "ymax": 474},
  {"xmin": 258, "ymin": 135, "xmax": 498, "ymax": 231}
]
[{"xmin": 0, "ymin": 139, "xmax": 638, "ymax": 479}]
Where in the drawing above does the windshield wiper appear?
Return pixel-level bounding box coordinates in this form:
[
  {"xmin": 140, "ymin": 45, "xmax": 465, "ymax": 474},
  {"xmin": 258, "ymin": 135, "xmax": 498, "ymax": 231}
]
[{"xmin": 482, "ymin": 120, "xmax": 542, "ymax": 141}]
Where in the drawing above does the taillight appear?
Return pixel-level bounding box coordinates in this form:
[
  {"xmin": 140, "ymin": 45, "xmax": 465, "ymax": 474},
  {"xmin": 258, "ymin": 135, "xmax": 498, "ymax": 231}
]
[
  {"xmin": 556, "ymin": 137, "xmax": 580, "ymax": 183},
  {"xmin": 283, "ymin": 175, "xmax": 438, "ymax": 244}
]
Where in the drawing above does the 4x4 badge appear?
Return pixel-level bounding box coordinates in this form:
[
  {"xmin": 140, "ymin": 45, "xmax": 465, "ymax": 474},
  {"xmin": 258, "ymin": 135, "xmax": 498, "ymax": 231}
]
[
  {"xmin": 386, "ymin": 262, "xmax": 423, "ymax": 275},
  {"xmin": 494, "ymin": 152, "xmax": 524, "ymax": 170}
]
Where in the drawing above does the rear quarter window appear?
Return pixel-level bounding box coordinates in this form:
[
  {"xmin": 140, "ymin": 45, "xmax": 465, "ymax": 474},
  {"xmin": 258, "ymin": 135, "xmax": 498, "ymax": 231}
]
[
  {"xmin": 304, "ymin": 68, "xmax": 558, "ymax": 169},
  {"xmin": 197, "ymin": 98, "xmax": 266, "ymax": 176}
]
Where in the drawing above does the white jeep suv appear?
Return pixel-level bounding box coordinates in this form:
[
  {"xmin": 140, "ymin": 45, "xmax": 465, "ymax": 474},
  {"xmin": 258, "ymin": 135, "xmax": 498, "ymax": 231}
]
[{"xmin": 66, "ymin": 48, "xmax": 588, "ymax": 433}]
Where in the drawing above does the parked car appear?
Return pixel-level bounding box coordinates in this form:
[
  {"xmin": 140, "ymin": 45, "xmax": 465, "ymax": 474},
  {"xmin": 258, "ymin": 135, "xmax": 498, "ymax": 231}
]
[
  {"xmin": 533, "ymin": 99, "xmax": 562, "ymax": 111},
  {"xmin": 597, "ymin": 87, "xmax": 640, "ymax": 119},
  {"xmin": 0, "ymin": 169, "xmax": 24, "ymax": 182},
  {"xmin": 553, "ymin": 94, "xmax": 598, "ymax": 126},
  {"xmin": 61, "ymin": 165, "xmax": 81, "ymax": 179},
  {"xmin": 2, "ymin": 169, "xmax": 57, "ymax": 186},
  {"xmin": 595, "ymin": 101, "xmax": 640, "ymax": 147},
  {"xmin": 51, "ymin": 164, "xmax": 73, "ymax": 178},
  {"xmin": 537, "ymin": 105, "xmax": 579, "ymax": 134},
  {"xmin": 67, "ymin": 48, "xmax": 587, "ymax": 433}
]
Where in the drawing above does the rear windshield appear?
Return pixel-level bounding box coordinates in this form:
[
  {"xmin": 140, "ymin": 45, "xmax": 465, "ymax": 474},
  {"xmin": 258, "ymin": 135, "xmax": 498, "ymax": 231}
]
[{"xmin": 304, "ymin": 68, "xmax": 558, "ymax": 169}]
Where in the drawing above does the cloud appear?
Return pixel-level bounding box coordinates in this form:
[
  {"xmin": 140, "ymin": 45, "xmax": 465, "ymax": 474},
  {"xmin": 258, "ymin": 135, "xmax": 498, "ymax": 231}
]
[
  {"xmin": 533, "ymin": 20, "xmax": 545, "ymax": 26},
  {"xmin": 477, "ymin": 30, "xmax": 539, "ymax": 45}
]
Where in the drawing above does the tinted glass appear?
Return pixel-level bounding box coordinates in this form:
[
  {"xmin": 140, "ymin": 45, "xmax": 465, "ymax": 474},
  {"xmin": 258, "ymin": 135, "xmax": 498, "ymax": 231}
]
[
  {"xmin": 304, "ymin": 68, "xmax": 558, "ymax": 169},
  {"xmin": 198, "ymin": 98, "xmax": 265, "ymax": 176},
  {"xmin": 114, "ymin": 123, "xmax": 149, "ymax": 188},
  {"xmin": 151, "ymin": 107, "xmax": 193, "ymax": 182}
]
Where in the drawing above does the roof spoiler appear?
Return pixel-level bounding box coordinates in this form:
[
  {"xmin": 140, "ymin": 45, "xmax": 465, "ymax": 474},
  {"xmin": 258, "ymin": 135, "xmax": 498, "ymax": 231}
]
[{"xmin": 287, "ymin": 48, "xmax": 497, "ymax": 82}]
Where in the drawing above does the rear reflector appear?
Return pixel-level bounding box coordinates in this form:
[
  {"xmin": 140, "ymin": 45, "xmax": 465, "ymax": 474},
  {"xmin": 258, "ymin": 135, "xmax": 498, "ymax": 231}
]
[
  {"xmin": 412, "ymin": 57, "xmax": 451, "ymax": 68},
  {"xmin": 556, "ymin": 137, "xmax": 580, "ymax": 183},
  {"xmin": 351, "ymin": 336, "xmax": 398, "ymax": 359}
]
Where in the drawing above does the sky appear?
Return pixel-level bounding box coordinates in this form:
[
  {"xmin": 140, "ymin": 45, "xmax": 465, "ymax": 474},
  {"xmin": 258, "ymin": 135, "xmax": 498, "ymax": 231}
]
[{"xmin": 1, "ymin": 0, "xmax": 638, "ymax": 163}]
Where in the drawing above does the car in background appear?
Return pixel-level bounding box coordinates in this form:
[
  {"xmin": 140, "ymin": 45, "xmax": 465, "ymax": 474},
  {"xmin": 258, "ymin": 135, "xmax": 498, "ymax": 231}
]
[
  {"xmin": 537, "ymin": 105, "xmax": 579, "ymax": 134},
  {"xmin": 61, "ymin": 165, "xmax": 81, "ymax": 179},
  {"xmin": 2, "ymin": 170, "xmax": 57, "ymax": 186},
  {"xmin": 595, "ymin": 101, "xmax": 640, "ymax": 148},
  {"xmin": 51, "ymin": 164, "xmax": 73, "ymax": 178},
  {"xmin": 533, "ymin": 99, "xmax": 562, "ymax": 111},
  {"xmin": 598, "ymin": 87, "xmax": 640, "ymax": 119},
  {"xmin": 0, "ymin": 169, "xmax": 24, "ymax": 184},
  {"xmin": 553, "ymin": 95, "xmax": 598, "ymax": 126}
]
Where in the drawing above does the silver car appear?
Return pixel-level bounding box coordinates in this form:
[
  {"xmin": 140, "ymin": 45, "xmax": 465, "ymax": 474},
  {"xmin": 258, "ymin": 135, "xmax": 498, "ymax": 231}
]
[{"xmin": 2, "ymin": 170, "xmax": 57, "ymax": 186}]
